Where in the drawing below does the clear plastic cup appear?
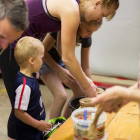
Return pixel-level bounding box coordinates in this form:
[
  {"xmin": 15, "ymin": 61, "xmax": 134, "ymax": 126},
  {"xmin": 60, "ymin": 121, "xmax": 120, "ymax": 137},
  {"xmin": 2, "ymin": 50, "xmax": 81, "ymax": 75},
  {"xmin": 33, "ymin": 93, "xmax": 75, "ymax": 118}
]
[{"xmin": 71, "ymin": 107, "xmax": 107, "ymax": 140}]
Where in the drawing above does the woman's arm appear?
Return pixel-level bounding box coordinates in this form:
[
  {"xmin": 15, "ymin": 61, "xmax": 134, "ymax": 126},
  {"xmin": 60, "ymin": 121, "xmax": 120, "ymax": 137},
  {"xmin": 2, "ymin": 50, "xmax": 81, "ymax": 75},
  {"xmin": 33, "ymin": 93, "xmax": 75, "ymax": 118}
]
[
  {"xmin": 91, "ymin": 84, "xmax": 140, "ymax": 112},
  {"xmin": 42, "ymin": 33, "xmax": 75, "ymax": 84},
  {"xmin": 47, "ymin": 0, "xmax": 96, "ymax": 96},
  {"xmin": 128, "ymin": 83, "xmax": 138, "ymax": 90},
  {"xmin": 56, "ymin": 31, "xmax": 62, "ymax": 57},
  {"xmin": 81, "ymin": 47, "xmax": 92, "ymax": 79},
  {"xmin": 43, "ymin": 34, "xmax": 63, "ymax": 73},
  {"xmin": 127, "ymin": 86, "xmax": 140, "ymax": 102},
  {"xmin": 59, "ymin": 9, "xmax": 96, "ymax": 96}
]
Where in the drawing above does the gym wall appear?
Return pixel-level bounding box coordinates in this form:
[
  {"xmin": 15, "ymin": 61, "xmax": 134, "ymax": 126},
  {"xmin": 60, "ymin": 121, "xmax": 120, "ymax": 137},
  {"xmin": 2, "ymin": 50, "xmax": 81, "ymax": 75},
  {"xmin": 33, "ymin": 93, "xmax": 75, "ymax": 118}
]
[{"xmin": 75, "ymin": 0, "xmax": 140, "ymax": 80}]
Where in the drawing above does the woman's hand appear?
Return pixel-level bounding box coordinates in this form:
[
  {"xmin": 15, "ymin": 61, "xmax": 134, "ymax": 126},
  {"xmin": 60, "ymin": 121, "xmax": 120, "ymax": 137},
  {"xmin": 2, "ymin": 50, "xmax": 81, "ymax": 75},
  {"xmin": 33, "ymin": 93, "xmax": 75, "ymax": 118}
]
[
  {"xmin": 58, "ymin": 68, "xmax": 75, "ymax": 85},
  {"xmin": 84, "ymin": 77, "xmax": 97, "ymax": 97},
  {"xmin": 91, "ymin": 86, "xmax": 130, "ymax": 113},
  {"xmin": 86, "ymin": 76, "xmax": 94, "ymax": 84}
]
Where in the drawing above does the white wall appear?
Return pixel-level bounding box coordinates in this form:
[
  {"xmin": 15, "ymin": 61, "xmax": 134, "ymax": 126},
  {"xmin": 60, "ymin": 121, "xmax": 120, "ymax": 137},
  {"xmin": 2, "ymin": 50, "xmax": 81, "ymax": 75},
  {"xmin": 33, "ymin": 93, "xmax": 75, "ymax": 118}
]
[{"xmin": 75, "ymin": 0, "xmax": 140, "ymax": 80}]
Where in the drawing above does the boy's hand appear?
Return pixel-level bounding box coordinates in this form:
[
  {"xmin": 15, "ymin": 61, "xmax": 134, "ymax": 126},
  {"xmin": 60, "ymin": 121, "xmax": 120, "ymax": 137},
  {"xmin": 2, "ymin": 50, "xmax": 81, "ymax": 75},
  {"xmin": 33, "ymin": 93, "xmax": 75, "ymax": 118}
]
[{"xmin": 37, "ymin": 120, "xmax": 52, "ymax": 133}]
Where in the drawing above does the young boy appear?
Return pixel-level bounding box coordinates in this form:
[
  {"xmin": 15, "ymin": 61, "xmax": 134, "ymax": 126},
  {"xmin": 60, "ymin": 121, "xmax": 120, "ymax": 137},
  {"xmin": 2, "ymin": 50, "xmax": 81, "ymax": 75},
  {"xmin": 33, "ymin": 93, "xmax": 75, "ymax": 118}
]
[{"xmin": 14, "ymin": 36, "xmax": 52, "ymax": 140}]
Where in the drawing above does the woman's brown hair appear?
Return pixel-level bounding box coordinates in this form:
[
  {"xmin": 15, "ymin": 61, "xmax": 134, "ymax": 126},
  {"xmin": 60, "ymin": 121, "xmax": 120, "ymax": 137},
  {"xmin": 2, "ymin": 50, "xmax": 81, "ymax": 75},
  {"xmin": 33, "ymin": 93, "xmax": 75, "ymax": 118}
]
[{"xmin": 80, "ymin": 0, "xmax": 119, "ymax": 21}]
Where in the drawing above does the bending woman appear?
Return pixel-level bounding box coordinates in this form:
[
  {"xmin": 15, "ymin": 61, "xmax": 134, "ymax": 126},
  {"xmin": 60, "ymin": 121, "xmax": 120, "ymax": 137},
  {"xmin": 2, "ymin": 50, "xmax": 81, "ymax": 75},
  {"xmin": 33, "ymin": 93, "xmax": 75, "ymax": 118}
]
[
  {"xmin": 11, "ymin": 0, "xmax": 119, "ymax": 98},
  {"xmin": 39, "ymin": 18, "xmax": 102, "ymax": 119}
]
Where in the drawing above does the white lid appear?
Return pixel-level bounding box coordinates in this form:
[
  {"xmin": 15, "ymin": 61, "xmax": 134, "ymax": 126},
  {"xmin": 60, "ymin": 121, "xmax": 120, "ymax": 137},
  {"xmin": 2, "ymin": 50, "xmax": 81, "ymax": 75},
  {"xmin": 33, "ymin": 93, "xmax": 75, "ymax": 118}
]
[{"xmin": 71, "ymin": 107, "xmax": 107, "ymax": 125}]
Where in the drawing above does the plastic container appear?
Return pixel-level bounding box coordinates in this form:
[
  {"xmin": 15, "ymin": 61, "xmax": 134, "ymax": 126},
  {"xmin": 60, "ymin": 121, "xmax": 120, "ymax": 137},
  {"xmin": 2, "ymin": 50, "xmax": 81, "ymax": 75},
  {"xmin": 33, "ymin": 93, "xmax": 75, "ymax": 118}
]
[
  {"xmin": 69, "ymin": 96, "xmax": 85, "ymax": 112},
  {"xmin": 97, "ymin": 88, "xmax": 104, "ymax": 94},
  {"xmin": 69, "ymin": 88, "xmax": 104, "ymax": 111},
  {"xmin": 71, "ymin": 107, "xmax": 107, "ymax": 140},
  {"xmin": 79, "ymin": 97, "xmax": 95, "ymax": 108},
  {"xmin": 73, "ymin": 132, "xmax": 108, "ymax": 140},
  {"xmin": 79, "ymin": 88, "xmax": 104, "ymax": 108}
]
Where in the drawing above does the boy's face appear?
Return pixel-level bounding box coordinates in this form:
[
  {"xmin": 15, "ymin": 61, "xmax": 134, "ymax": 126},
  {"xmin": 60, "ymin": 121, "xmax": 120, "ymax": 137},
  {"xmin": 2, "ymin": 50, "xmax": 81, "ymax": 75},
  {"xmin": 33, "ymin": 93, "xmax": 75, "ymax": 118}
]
[
  {"xmin": 33, "ymin": 47, "xmax": 44, "ymax": 72},
  {"xmin": 79, "ymin": 22, "xmax": 100, "ymax": 38}
]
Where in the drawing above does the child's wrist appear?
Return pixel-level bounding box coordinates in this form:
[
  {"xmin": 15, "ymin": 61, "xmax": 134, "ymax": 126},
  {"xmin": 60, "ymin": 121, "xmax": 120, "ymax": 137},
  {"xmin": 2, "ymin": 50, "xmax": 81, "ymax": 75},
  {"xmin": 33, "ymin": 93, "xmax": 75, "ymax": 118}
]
[{"xmin": 35, "ymin": 120, "xmax": 40, "ymax": 129}]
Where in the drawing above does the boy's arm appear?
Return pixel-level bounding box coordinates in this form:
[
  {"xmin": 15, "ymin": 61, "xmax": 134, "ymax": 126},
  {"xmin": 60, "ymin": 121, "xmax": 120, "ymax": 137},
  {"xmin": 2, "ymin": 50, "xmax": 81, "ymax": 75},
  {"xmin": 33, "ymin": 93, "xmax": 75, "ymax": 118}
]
[
  {"xmin": 15, "ymin": 109, "xmax": 52, "ymax": 132},
  {"xmin": 14, "ymin": 83, "xmax": 52, "ymax": 132}
]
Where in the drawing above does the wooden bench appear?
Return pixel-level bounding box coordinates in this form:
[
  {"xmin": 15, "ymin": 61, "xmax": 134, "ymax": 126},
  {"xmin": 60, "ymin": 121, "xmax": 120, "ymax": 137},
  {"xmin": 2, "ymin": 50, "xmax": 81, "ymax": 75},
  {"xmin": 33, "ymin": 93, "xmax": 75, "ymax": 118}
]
[{"xmin": 48, "ymin": 101, "xmax": 140, "ymax": 140}]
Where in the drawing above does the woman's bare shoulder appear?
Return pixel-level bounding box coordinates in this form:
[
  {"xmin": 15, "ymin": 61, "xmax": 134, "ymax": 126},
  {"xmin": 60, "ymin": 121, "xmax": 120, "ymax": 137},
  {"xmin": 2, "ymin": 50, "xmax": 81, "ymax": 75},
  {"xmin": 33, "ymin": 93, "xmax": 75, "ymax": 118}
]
[{"xmin": 47, "ymin": 0, "xmax": 79, "ymax": 19}]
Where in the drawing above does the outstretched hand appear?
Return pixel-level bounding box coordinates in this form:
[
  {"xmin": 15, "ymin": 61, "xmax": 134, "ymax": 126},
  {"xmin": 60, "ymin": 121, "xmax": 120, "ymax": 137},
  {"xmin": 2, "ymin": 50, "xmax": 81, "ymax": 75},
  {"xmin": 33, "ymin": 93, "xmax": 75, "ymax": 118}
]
[{"xmin": 91, "ymin": 86, "xmax": 130, "ymax": 113}]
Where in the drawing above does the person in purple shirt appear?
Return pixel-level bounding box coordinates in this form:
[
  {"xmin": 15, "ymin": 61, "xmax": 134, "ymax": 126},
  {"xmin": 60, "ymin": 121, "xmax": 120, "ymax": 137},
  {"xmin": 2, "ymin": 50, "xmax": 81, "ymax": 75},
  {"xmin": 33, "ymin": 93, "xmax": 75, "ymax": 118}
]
[
  {"xmin": 1, "ymin": 0, "xmax": 119, "ymax": 139},
  {"xmin": 11, "ymin": 0, "xmax": 119, "ymax": 99}
]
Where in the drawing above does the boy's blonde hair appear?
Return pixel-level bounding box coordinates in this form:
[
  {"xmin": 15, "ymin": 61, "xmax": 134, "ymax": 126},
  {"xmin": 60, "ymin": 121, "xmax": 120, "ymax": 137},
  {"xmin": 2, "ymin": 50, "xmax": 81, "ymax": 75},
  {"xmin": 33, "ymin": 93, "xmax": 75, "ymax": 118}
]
[
  {"xmin": 80, "ymin": 0, "xmax": 119, "ymax": 21},
  {"xmin": 14, "ymin": 36, "xmax": 44, "ymax": 66}
]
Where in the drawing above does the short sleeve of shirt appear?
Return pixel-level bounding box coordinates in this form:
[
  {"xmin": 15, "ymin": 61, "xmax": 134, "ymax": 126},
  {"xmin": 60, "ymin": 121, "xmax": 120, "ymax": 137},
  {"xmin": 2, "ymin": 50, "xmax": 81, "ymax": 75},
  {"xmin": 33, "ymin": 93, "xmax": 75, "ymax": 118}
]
[
  {"xmin": 80, "ymin": 36, "xmax": 92, "ymax": 48},
  {"xmin": 14, "ymin": 84, "xmax": 31, "ymax": 111},
  {"xmin": 49, "ymin": 32, "xmax": 58, "ymax": 40}
]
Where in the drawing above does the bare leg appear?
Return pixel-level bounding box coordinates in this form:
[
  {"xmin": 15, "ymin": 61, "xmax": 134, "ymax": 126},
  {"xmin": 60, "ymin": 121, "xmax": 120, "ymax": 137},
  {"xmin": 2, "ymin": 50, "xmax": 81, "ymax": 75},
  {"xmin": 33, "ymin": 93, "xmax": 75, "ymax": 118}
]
[
  {"xmin": 8, "ymin": 138, "xmax": 15, "ymax": 140},
  {"xmin": 63, "ymin": 79, "xmax": 85, "ymax": 119},
  {"xmin": 40, "ymin": 72, "xmax": 67, "ymax": 119}
]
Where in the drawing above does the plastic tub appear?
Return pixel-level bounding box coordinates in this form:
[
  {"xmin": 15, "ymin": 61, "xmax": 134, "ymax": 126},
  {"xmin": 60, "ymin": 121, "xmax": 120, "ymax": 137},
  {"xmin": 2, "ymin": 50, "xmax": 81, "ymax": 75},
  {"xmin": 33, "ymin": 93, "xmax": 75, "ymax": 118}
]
[
  {"xmin": 71, "ymin": 107, "xmax": 107, "ymax": 140},
  {"xmin": 97, "ymin": 88, "xmax": 104, "ymax": 94},
  {"xmin": 79, "ymin": 97, "xmax": 95, "ymax": 108},
  {"xmin": 73, "ymin": 132, "xmax": 108, "ymax": 140},
  {"xmin": 69, "ymin": 96, "xmax": 85, "ymax": 112},
  {"xmin": 69, "ymin": 88, "xmax": 104, "ymax": 112}
]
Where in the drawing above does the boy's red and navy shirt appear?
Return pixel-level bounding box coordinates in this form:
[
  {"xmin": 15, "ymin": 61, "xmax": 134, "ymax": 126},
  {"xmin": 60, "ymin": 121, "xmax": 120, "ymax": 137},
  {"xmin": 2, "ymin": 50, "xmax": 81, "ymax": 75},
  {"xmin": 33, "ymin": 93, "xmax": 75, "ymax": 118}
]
[{"xmin": 14, "ymin": 71, "xmax": 46, "ymax": 140}]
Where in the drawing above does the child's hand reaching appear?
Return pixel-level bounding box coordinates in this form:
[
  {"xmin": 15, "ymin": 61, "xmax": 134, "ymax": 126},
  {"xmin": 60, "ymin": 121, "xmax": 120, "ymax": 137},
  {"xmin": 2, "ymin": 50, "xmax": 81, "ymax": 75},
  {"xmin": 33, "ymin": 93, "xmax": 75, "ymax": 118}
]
[{"xmin": 37, "ymin": 120, "xmax": 52, "ymax": 133}]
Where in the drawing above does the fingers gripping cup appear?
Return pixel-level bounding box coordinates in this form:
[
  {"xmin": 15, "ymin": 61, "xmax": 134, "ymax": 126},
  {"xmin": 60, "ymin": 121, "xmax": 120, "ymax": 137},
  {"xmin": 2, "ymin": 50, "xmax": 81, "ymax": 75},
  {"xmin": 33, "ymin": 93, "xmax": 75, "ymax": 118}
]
[
  {"xmin": 71, "ymin": 107, "xmax": 107, "ymax": 140},
  {"xmin": 79, "ymin": 88, "xmax": 104, "ymax": 108}
]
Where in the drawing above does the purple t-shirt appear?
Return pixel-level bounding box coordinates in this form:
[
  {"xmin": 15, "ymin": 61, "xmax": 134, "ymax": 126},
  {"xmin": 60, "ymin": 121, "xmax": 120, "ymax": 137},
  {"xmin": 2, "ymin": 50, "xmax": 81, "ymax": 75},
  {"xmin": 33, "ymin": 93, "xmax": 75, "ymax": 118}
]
[{"xmin": 11, "ymin": 0, "xmax": 80, "ymax": 49}]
